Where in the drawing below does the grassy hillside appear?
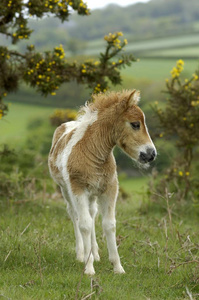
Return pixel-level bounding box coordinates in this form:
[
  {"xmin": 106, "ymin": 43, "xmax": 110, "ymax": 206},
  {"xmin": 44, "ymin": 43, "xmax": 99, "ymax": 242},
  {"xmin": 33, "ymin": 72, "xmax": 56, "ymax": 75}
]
[
  {"xmin": 121, "ymin": 58, "xmax": 198, "ymax": 81},
  {"xmin": 1, "ymin": 103, "xmax": 55, "ymax": 146},
  {"xmin": 85, "ymin": 34, "xmax": 199, "ymax": 59},
  {"xmin": 148, "ymin": 46, "xmax": 199, "ymax": 58}
]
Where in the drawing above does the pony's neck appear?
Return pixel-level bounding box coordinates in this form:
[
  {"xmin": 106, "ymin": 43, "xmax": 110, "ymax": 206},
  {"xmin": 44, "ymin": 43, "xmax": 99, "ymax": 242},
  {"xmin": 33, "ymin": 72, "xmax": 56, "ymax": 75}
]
[{"xmin": 83, "ymin": 117, "xmax": 116, "ymax": 165}]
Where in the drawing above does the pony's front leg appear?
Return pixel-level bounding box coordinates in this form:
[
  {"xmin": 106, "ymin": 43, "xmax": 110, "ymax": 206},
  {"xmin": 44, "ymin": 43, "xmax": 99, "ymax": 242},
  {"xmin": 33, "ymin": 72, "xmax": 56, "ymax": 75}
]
[
  {"xmin": 89, "ymin": 197, "xmax": 100, "ymax": 261},
  {"xmin": 99, "ymin": 183, "xmax": 125, "ymax": 274}
]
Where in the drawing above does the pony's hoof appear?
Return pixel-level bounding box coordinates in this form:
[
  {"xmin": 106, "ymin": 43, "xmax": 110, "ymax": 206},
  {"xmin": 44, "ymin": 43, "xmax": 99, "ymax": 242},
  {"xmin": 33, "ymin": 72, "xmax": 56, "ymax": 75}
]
[
  {"xmin": 114, "ymin": 265, "xmax": 125, "ymax": 274},
  {"xmin": 84, "ymin": 266, "xmax": 95, "ymax": 276}
]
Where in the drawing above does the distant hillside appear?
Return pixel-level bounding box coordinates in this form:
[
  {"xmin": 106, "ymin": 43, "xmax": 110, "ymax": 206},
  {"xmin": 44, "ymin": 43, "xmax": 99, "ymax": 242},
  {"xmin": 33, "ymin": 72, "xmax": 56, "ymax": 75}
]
[
  {"xmin": 3, "ymin": 0, "xmax": 199, "ymax": 55},
  {"xmin": 67, "ymin": 0, "xmax": 199, "ymax": 41}
]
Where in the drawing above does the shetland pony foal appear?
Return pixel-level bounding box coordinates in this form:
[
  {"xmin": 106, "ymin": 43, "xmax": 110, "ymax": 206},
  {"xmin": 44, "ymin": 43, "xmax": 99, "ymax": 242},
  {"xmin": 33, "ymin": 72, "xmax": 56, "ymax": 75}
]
[{"xmin": 48, "ymin": 90, "xmax": 156, "ymax": 275}]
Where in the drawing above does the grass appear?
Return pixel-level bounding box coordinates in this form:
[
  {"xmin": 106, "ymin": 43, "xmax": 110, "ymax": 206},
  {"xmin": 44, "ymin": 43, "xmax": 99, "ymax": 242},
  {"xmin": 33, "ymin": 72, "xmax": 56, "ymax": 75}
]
[
  {"xmin": 1, "ymin": 177, "xmax": 199, "ymax": 300},
  {"xmin": 121, "ymin": 58, "xmax": 199, "ymax": 81},
  {"xmin": 120, "ymin": 176, "xmax": 148, "ymax": 194},
  {"xmin": 119, "ymin": 176, "xmax": 149, "ymax": 206}
]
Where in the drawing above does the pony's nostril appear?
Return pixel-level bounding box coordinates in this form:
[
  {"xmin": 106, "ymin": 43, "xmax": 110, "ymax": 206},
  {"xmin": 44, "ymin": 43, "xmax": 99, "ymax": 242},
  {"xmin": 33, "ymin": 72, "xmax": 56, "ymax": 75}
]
[
  {"xmin": 147, "ymin": 149, "xmax": 156, "ymax": 162},
  {"xmin": 139, "ymin": 151, "xmax": 148, "ymax": 163},
  {"xmin": 139, "ymin": 148, "xmax": 156, "ymax": 163}
]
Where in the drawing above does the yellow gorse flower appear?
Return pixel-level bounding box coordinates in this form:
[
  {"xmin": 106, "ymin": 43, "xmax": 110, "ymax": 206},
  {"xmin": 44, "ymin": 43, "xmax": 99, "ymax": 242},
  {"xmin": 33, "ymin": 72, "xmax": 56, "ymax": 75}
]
[
  {"xmin": 104, "ymin": 32, "xmax": 126, "ymax": 49},
  {"xmin": 193, "ymin": 74, "xmax": 198, "ymax": 81},
  {"xmin": 50, "ymin": 109, "xmax": 77, "ymax": 122},
  {"xmin": 0, "ymin": 110, "xmax": 3, "ymax": 119},
  {"xmin": 177, "ymin": 59, "xmax": 184, "ymax": 66},
  {"xmin": 170, "ymin": 59, "xmax": 184, "ymax": 78}
]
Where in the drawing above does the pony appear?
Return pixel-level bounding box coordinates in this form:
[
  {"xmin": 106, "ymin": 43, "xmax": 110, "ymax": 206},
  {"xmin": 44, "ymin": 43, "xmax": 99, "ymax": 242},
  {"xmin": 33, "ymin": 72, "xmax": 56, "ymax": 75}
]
[{"xmin": 48, "ymin": 90, "xmax": 157, "ymax": 275}]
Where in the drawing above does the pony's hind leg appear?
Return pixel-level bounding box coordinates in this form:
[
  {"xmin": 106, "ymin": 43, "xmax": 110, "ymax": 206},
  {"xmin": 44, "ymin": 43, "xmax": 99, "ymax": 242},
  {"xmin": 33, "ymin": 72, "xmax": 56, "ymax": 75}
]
[
  {"xmin": 75, "ymin": 193, "xmax": 95, "ymax": 275},
  {"xmin": 61, "ymin": 187, "xmax": 84, "ymax": 262},
  {"xmin": 89, "ymin": 197, "xmax": 100, "ymax": 261},
  {"xmin": 99, "ymin": 183, "xmax": 125, "ymax": 274}
]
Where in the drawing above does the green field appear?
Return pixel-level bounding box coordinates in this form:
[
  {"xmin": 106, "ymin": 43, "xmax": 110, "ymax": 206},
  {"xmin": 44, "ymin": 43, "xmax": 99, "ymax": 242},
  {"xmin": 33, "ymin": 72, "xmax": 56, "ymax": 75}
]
[
  {"xmin": 146, "ymin": 46, "xmax": 199, "ymax": 58},
  {"xmin": 85, "ymin": 33, "xmax": 199, "ymax": 59},
  {"xmin": 126, "ymin": 34, "xmax": 199, "ymax": 55},
  {"xmin": 86, "ymin": 34, "xmax": 199, "ymax": 81},
  {"xmin": 1, "ymin": 177, "xmax": 199, "ymax": 299},
  {"xmin": 121, "ymin": 58, "xmax": 198, "ymax": 81},
  {"xmin": 1, "ymin": 103, "xmax": 55, "ymax": 146}
]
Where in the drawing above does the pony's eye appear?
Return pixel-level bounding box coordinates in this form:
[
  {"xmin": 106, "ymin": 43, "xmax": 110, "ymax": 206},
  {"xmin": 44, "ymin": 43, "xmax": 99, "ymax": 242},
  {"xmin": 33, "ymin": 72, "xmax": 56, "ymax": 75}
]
[{"xmin": 130, "ymin": 121, "xmax": 140, "ymax": 130}]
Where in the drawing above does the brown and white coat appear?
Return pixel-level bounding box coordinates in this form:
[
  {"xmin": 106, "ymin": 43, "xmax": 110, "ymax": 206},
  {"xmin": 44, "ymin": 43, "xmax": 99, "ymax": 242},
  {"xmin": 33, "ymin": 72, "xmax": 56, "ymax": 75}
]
[{"xmin": 48, "ymin": 90, "xmax": 157, "ymax": 275}]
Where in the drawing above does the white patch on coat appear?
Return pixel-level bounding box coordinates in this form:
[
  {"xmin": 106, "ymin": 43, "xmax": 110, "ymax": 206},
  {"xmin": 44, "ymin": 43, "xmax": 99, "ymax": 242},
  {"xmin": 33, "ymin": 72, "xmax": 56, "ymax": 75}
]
[
  {"xmin": 138, "ymin": 112, "xmax": 157, "ymax": 155},
  {"xmin": 56, "ymin": 109, "xmax": 98, "ymax": 190},
  {"xmin": 54, "ymin": 109, "xmax": 99, "ymax": 274}
]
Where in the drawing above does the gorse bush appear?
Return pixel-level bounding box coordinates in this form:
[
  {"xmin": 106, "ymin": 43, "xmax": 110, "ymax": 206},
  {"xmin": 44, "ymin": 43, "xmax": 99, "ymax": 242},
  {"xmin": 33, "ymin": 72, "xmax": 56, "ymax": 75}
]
[
  {"xmin": 50, "ymin": 109, "xmax": 77, "ymax": 126},
  {"xmin": 153, "ymin": 60, "xmax": 199, "ymax": 199},
  {"xmin": 0, "ymin": 0, "xmax": 136, "ymax": 119}
]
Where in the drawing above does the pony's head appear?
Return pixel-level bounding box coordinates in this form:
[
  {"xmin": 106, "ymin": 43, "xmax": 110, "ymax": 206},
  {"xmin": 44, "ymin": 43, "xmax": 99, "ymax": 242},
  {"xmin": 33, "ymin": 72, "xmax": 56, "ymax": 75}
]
[{"xmin": 114, "ymin": 90, "xmax": 157, "ymax": 165}]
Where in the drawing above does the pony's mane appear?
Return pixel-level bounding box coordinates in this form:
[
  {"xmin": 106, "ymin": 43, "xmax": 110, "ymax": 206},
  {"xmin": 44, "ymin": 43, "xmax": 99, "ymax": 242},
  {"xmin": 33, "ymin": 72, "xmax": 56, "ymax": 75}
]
[
  {"xmin": 78, "ymin": 90, "xmax": 140, "ymax": 121},
  {"xmin": 90, "ymin": 90, "xmax": 139, "ymax": 111}
]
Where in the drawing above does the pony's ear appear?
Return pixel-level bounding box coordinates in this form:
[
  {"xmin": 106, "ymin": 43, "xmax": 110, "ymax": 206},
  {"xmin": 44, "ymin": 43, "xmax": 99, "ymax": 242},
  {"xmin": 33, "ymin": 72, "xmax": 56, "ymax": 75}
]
[
  {"xmin": 116, "ymin": 98, "xmax": 129, "ymax": 113},
  {"xmin": 127, "ymin": 89, "xmax": 140, "ymax": 106},
  {"xmin": 116, "ymin": 90, "xmax": 140, "ymax": 114}
]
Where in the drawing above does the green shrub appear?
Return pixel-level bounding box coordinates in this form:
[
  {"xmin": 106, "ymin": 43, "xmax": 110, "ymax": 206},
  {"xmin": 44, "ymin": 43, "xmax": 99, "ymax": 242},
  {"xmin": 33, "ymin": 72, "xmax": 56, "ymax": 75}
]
[
  {"xmin": 50, "ymin": 108, "xmax": 77, "ymax": 126},
  {"xmin": 152, "ymin": 60, "xmax": 199, "ymax": 199}
]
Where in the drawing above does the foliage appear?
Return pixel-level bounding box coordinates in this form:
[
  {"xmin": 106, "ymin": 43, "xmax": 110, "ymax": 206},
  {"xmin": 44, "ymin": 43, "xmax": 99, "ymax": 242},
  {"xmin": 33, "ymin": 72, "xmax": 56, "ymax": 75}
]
[
  {"xmin": 0, "ymin": 144, "xmax": 53, "ymax": 200},
  {"xmin": 152, "ymin": 60, "xmax": 199, "ymax": 199},
  {"xmin": 0, "ymin": 116, "xmax": 54, "ymax": 200},
  {"xmin": 50, "ymin": 108, "xmax": 77, "ymax": 126},
  {"xmin": 0, "ymin": 144, "xmax": 32, "ymax": 199},
  {"xmin": 0, "ymin": 0, "xmax": 135, "ymax": 119}
]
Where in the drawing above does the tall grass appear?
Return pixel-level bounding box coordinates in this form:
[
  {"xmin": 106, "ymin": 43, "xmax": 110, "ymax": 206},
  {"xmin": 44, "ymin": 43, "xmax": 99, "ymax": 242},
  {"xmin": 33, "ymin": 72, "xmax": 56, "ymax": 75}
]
[{"xmin": 1, "ymin": 184, "xmax": 199, "ymax": 299}]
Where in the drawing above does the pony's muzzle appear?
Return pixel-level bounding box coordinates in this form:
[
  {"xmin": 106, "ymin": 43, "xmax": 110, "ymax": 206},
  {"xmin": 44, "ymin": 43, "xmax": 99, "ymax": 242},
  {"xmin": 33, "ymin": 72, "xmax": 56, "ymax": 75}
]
[{"xmin": 139, "ymin": 148, "xmax": 156, "ymax": 164}]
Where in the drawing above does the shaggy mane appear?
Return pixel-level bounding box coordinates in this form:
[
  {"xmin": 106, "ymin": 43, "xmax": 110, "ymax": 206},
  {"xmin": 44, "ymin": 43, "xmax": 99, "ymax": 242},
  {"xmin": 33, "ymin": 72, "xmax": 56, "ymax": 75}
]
[
  {"xmin": 78, "ymin": 90, "xmax": 140, "ymax": 119},
  {"xmin": 90, "ymin": 90, "xmax": 139, "ymax": 111}
]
